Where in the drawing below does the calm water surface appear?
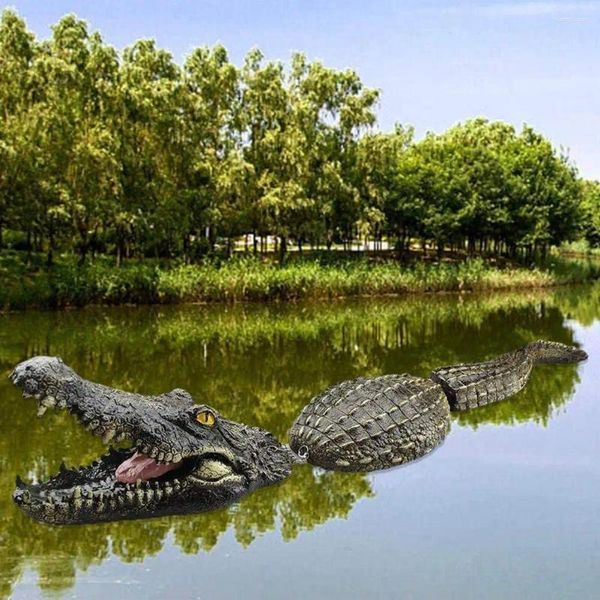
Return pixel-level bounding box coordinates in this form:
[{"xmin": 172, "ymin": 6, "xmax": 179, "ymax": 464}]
[{"xmin": 1, "ymin": 284, "xmax": 599, "ymax": 599}]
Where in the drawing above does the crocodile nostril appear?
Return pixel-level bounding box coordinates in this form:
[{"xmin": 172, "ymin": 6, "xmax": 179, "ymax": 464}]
[{"xmin": 297, "ymin": 445, "xmax": 309, "ymax": 459}]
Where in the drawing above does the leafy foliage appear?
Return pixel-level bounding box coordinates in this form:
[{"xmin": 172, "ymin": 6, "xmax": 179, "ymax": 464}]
[
  {"xmin": 0, "ymin": 10, "xmax": 589, "ymax": 267},
  {"xmin": 3, "ymin": 252, "xmax": 600, "ymax": 310}
]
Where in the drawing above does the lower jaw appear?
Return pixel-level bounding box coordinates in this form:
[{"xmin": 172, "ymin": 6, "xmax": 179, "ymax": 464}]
[
  {"xmin": 13, "ymin": 450, "xmax": 248, "ymax": 524},
  {"xmin": 15, "ymin": 476, "xmax": 251, "ymax": 525},
  {"xmin": 18, "ymin": 483, "xmax": 248, "ymax": 525},
  {"xmin": 16, "ymin": 479, "xmax": 186, "ymax": 524}
]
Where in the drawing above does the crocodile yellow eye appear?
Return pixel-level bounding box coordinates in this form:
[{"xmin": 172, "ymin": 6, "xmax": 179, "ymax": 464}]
[{"xmin": 196, "ymin": 410, "xmax": 216, "ymax": 427}]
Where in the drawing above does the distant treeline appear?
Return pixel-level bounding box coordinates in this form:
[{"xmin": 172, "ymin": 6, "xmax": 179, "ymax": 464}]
[{"xmin": 1, "ymin": 9, "xmax": 599, "ymax": 265}]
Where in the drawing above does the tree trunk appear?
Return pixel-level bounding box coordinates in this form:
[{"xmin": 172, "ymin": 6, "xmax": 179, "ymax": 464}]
[
  {"xmin": 26, "ymin": 229, "xmax": 32, "ymax": 267},
  {"xmin": 395, "ymin": 236, "xmax": 405, "ymax": 260},
  {"xmin": 46, "ymin": 226, "xmax": 55, "ymax": 269},
  {"xmin": 78, "ymin": 241, "xmax": 88, "ymax": 267},
  {"xmin": 278, "ymin": 235, "xmax": 287, "ymax": 264}
]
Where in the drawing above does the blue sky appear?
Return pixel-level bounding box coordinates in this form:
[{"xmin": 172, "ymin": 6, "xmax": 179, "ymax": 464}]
[{"xmin": 5, "ymin": 1, "xmax": 599, "ymax": 178}]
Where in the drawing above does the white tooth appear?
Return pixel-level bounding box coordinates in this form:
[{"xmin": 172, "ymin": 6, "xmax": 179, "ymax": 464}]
[
  {"xmin": 157, "ymin": 452, "xmax": 165, "ymax": 462},
  {"xmin": 126, "ymin": 490, "xmax": 135, "ymax": 503},
  {"xmin": 73, "ymin": 486, "xmax": 81, "ymax": 499},
  {"xmin": 102, "ymin": 430, "xmax": 116, "ymax": 444},
  {"xmin": 146, "ymin": 489, "xmax": 154, "ymax": 501},
  {"xmin": 37, "ymin": 405, "xmax": 48, "ymax": 417},
  {"xmin": 173, "ymin": 454, "xmax": 182, "ymax": 463},
  {"xmin": 135, "ymin": 479, "xmax": 142, "ymax": 488},
  {"xmin": 41, "ymin": 396, "xmax": 56, "ymax": 408},
  {"xmin": 136, "ymin": 489, "xmax": 144, "ymax": 505},
  {"xmin": 57, "ymin": 398, "xmax": 67, "ymax": 408},
  {"xmin": 164, "ymin": 453, "xmax": 173, "ymax": 462}
]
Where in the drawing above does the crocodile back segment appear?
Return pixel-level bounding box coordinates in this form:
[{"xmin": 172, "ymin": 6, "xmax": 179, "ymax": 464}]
[
  {"xmin": 430, "ymin": 340, "xmax": 587, "ymax": 412},
  {"xmin": 288, "ymin": 374, "xmax": 450, "ymax": 472},
  {"xmin": 430, "ymin": 348, "xmax": 533, "ymax": 411}
]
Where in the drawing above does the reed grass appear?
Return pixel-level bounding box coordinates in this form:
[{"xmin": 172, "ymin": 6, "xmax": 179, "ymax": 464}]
[{"xmin": 1, "ymin": 251, "xmax": 599, "ymax": 311}]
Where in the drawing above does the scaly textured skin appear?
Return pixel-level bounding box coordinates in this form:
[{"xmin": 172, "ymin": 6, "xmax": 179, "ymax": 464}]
[
  {"xmin": 8, "ymin": 340, "xmax": 587, "ymax": 524},
  {"xmin": 288, "ymin": 375, "xmax": 450, "ymax": 471},
  {"xmin": 430, "ymin": 340, "xmax": 588, "ymax": 411},
  {"xmin": 288, "ymin": 340, "xmax": 587, "ymax": 471},
  {"xmin": 10, "ymin": 356, "xmax": 294, "ymax": 524}
]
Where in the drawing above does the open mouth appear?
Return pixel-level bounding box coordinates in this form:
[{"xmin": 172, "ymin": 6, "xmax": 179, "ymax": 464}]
[
  {"xmin": 7, "ymin": 356, "xmax": 292, "ymax": 525},
  {"xmin": 11, "ymin": 369, "xmax": 245, "ymax": 523},
  {"xmin": 13, "ymin": 447, "xmax": 242, "ymax": 523}
]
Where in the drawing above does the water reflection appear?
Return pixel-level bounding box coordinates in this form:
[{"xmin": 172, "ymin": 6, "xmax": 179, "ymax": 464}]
[{"xmin": 0, "ymin": 282, "xmax": 596, "ymax": 597}]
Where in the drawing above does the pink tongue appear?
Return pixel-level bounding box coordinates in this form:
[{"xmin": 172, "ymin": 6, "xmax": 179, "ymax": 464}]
[{"xmin": 115, "ymin": 451, "xmax": 182, "ymax": 484}]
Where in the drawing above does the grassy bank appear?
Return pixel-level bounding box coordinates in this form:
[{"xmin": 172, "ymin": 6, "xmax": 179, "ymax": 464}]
[{"xmin": 1, "ymin": 252, "xmax": 599, "ymax": 311}]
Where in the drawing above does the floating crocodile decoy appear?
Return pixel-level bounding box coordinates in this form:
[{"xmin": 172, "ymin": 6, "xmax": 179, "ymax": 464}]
[{"xmin": 9, "ymin": 340, "xmax": 586, "ymax": 524}]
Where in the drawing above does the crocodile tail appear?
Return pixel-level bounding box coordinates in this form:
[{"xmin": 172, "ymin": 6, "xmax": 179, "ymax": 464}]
[
  {"xmin": 525, "ymin": 340, "xmax": 588, "ymax": 364},
  {"xmin": 430, "ymin": 339, "xmax": 587, "ymax": 411}
]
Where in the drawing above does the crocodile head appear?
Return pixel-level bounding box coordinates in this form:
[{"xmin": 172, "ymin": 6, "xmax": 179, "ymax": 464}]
[{"xmin": 10, "ymin": 356, "xmax": 294, "ymax": 524}]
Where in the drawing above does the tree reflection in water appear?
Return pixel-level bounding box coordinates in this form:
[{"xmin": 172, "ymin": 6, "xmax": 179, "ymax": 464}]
[{"xmin": 0, "ymin": 282, "xmax": 596, "ymax": 596}]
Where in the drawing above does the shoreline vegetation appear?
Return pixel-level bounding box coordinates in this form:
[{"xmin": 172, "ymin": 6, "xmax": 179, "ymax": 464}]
[
  {"xmin": 2, "ymin": 10, "xmax": 600, "ymax": 274},
  {"xmin": 2, "ymin": 11, "xmax": 600, "ymax": 312},
  {"xmin": 2, "ymin": 252, "xmax": 599, "ymax": 311}
]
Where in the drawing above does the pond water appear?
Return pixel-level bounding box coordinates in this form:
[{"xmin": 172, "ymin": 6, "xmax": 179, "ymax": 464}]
[{"xmin": 1, "ymin": 284, "xmax": 599, "ymax": 599}]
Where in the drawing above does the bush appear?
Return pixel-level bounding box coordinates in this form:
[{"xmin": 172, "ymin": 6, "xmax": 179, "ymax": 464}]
[{"xmin": 1, "ymin": 253, "xmax": 600, "ymax": 311}]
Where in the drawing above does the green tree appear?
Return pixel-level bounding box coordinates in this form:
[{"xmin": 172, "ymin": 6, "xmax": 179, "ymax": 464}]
[
  {"xmin": 183, "ymin": 44, "xmax": 243, "ymax": 258},
  {"xmin": 119, "ymin": 39, "xmax": 183, "ymax": 259},
  {"xmin": 580, "ymin": 180, "xmax": 600, "ymax": 247},
  {"xmin": 0, "ymin": 10, "xmax": 37, "ymax": 251}
]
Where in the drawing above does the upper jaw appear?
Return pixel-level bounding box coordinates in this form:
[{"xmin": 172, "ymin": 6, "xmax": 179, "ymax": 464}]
[
  {"xmin": 9, "ymin": 356, "xmax": 286, "ymax": 524},
  {"xmin": 10, "ymin": 357, "xmax": 224, "ymax": 464}
]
